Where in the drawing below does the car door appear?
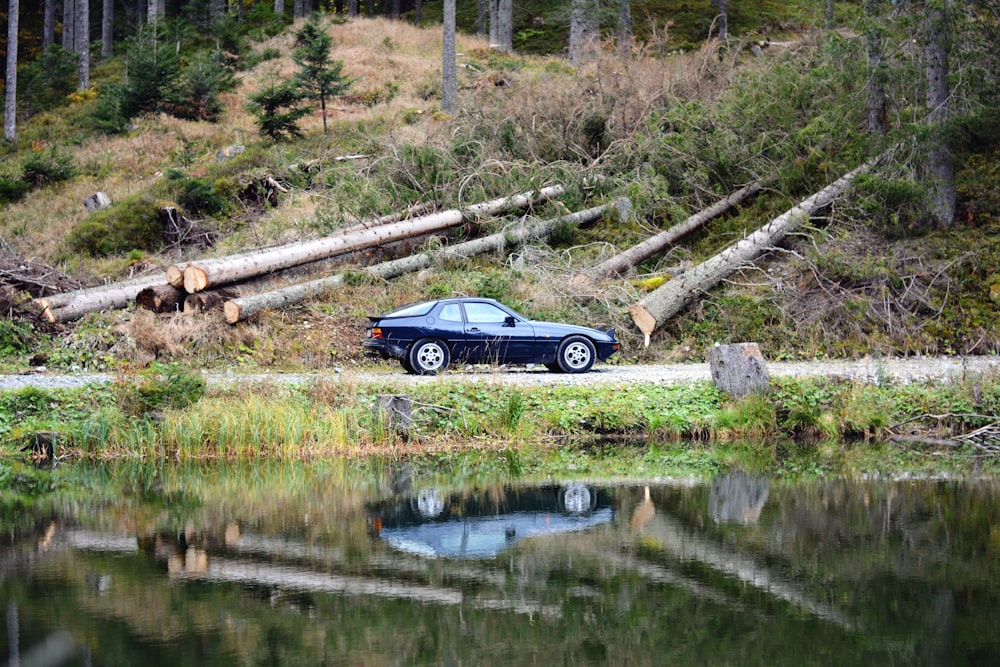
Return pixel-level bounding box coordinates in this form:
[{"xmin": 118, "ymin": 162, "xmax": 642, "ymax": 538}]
[{"xmin": 461, "ymin": 301, "xmax": 536, "ymax": 364}]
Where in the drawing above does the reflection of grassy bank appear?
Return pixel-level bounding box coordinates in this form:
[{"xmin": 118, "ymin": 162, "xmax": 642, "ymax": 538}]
[{"xmin": 2, "ymin": 366, "xmax": 999, "ymax": 474}]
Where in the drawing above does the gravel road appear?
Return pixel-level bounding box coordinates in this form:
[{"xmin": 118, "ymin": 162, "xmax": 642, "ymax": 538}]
[{"xmin": 1, "ymin": 356, "xmax": 997, "ymax": 391}]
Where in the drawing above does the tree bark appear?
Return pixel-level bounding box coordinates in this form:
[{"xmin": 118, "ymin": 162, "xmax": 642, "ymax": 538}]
[
  {"xmin": 573, "ymin": 182, "xmax": 760, "ymax": 287},
  {"xmin": 183, "ymin": 288, "xmax": 239, "ymax": 314},
  {"xmin": 148, "ymin": 0, "xmax": 161, "ymax": 22},
  {"xmin": 628, "ymin": 161, "xmax": 876, "ymax": 342},
  {"xmin": 34, "ymin": 274, "xmax": 170, "ymax": 323},
  {"xmin": 182, "ymin": 185, "xmax": 566, "ymax": 293},
  {"xmin": 864, "ymin": 0, "xmax": 887, "ymax": 135},
  {"xmin": 44, "ymin": 0, "xmax": 56, "ymax": 48},
  {"xmin": 4, "ymin": 0, "xmax": 17, "ymax": 142},
  {"xmin": 617, "ymin": 0, "xmax": 631, "ymax": 58},
  {"xmin": 713, "ymin": 0, "xmax": 728, "ymax": 40},
  {"xmin": 493, "ymin": 0, "xmax": 512, "ymax": 51},
  {"xmin": 136, "ymin": 284, "xmax": 186, "ymax": 313},
  {"xmin": 569, "ymin": 0, "xmax": 599, "ymax": 66},
  {"xmin": 442, "ymin": 0, "xmax": 457, "ymax": 114},
  {"xmin": 63, "ymin": 0, "xmax": 74, "ymax": 50},
  {"xmin": 477, "ymin": 0, "xmax": 486, "ymax": 37},
  {"xmin": 708, "ymin": 342, "xmax": 770, "ymax": 398},
  {"xmin": 923, "ymin": 1, "xmax": 955, "ymax": 227},
  {"xmin": 223, "ymin": 197, "xmax": 624, "ymax": 323},
  {"xmin": 77, "ymin": 0, "xmax": 89, "ymax": 89},
  {"xmin": 101, "ymin": 0, "xmax": 113, "ymax": 58},
  {"xmin": 274, "ymin": 0, "xmax": 285, "ymax": 15}
]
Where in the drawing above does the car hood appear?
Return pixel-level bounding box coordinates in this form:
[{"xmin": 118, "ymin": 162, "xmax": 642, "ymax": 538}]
[{"xmin": 529, "ymin": 321, "xmax": 616, "ymax": 342}]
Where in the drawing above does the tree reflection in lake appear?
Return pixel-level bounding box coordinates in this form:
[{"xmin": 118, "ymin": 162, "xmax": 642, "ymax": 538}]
[{"xmin": 2, "ymin": 463, "xmax": 1000, "ymax": 665}]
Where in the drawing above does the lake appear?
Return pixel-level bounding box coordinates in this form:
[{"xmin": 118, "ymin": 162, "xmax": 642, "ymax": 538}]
[{"xmin": 2, "ymin": 462, "xmax": 999, "ymax": 665}]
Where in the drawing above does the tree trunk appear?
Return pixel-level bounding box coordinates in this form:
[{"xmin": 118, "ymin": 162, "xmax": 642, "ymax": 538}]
[
  {"xmin": 568, "ymin": 0, "xmax": 599, "ymax": 66},
  {"xmin": 573, "ymin": 182, "xmax": 760, "ymax": 287},
  {"xmin": 348, "ymin": 0, "xmax": 358, "ymax": 18},
  {"xmin": 442, "ymin": 0, "xmax": 457, "ymax": 114},
  {"xmin": 183, "ymin": 288, "xmax": 239, "ymax": 314},
  {"xmin": 34, "ymin": 274, "xmax": 170, "ymax": 323},
  {"xmin": 4, "ymin": 0, "xmax": 17, "ymax": 142},
  {"xmin": 274, "ymin": 0, "xmax": 285, "ymax": 15},
  {"xmin": 63, "ymin": 0, "xmax": 74, "ymax": 50},
  {"xmin": 617, "ymin": 0, "xmax": 631, "ymax": 58},
  {"xmin": 391, "ymin": 0, "xmax": 400, "ymax": 20},
  {"xmin": 708, "ymin": 342, "xmax": 770, "ymax": 398},
  {"xmin": 148, "ymin": 0, "xmax": 161, "ymax": 22},
  {"xmin": 414, "ymin": 0, "xmax": 422, "ymax": 25},
  {"xmin": 223, "ymin": 197, "xmax": 623, "ymax": 323},
  {"xmin": 494, "ymin": 0, "xmax": 512, "ymax": 51},
  {"xmin": 923, "ymin": 1, "xmax": 955, "ymax": 227},
  {"xmin": 713, "ymin": 0, "xmax": 728, "ymax": 40},
  {"xmin": 477, "ymin": 0, "xmax": 486, "ymax": 37},
  {"xmin": 628, "ymin": 161, "xmax": 876, "ymax": 342},
  {"xmin": 210, "ymin": 0, "xmax": 224, "ymax": 20},
  {"xmin": 136, "ymin": 284, "xmax": 186, "ymax": 313},
  {"xmin": 182, "ymin": 185, "xmax": 565, "ymax": 293},
  {"xmin": 77, "ymin": 0, "xmax": 89, "ymax": 89},
  {"xmin": 488, "ymin": 0, "xmax": 497, "ymax": 45},
  {"xmin": 294, "ymin": 0, "xmax": 304, "ymax": 19},
  {"xmin": 864, "ymin": 0, "xmax": 887, "ymax": 135},
  {"xmin": 101, "ymin": 0, "xmax": 113, "ymax": 58},
  {"xmin": 44, "ymin": 0, "xmax": 56, "ymax": 47}
]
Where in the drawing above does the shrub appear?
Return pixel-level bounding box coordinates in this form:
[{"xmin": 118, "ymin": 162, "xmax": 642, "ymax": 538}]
[
  {"xmin": 117, "ymin": 362, "xmax": 206, "ymax": 418},
  {"xmin": 67, "ymin": 194, "xmax": 165, "ymax": 256},
  {"xmin": 21, "ymin": 148, "xmax": 75, "ymax": 187}
]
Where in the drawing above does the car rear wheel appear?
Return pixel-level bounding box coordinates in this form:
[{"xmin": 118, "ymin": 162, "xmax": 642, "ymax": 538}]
[
  {"xmin": 400, "ymin": 356, "xmax": 416, "ymax": 374},
  {"xmin": 409, "ymin": 338, "xmax": 451, "ymax": 375},
  {"xmin": 557, "ymin": 336, "xmax": 595, "ymax": 373}
]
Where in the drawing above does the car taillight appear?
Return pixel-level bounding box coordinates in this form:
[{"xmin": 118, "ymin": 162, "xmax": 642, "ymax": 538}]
[{"xmin": 370, "ymin": 327, "xmax": 383, "ymax": 339}]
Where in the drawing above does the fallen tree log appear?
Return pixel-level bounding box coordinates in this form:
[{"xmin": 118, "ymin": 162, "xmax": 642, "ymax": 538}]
[
  {"xmin": 572, "ymin": 182, "xmax": 760, "ymax": 287},
  {"xmin": 628, "ymin": 161, "xmax": 876, "ymax": 344},
  {"xmin": 183, "ymin": 288, "xmax": 239, "ymax": 314},
  {"xmin": 34, "ymin": 274, "xmax": 169, "ymax": 323},
  {"xmin": 181, "ymin": 185, "xmax": 566, "ymax": 294},
  {"xmin": 136, "ymin": 284, "xmax": 186, "ymax": 314},
  {"xmin": 222, "ymin": 198, "xmax": 626, "ymax": 324}
]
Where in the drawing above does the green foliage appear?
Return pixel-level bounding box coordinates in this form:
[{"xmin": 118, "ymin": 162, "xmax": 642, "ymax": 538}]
[
  {"xmin": 92, "ymin": 23, "xmax": 182, "ymax": 133},
  {"xmin": 16, "ymin": 45, "xmax": 78, "ymax": 116},
  {"xmin": 246, "ymin": 75, "xmax": 309, "ymax": 141},
  {"xmin": 0, "ymin": 176, "xmax": 30, "ymax": 204},
  {"xmin": 0, "ymin": 319, "xmax": 35, "ymax": 359},
  {"xmin": 67, "ymin": 193, "xmax": 165, "ymax": 256},
  {"xmin": 116, "ymin": 363, "xmax": 206, "ymax": 418},
  {"xmin": 170, "ymin": 172, "xmax": 230, "ymax": 217},
  {"xmin": 21, "ymin": 147, "xmax": 75, "ymax": 187},
  {"xmin": 167, "ymin": 49, "xmax": 236, "ymax": 122},
  {"xmin": 293, "ymin": 15, "xmax": 356, "ymax": 134}
]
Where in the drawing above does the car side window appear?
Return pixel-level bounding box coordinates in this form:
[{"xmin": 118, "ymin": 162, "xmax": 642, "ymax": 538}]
[
  {"xmin": 464, "ymin": 303, "xmax": 508, "ymax": 324},
  {"xmin": 439, "ymin": 303, "xmax": 463, "ymax": 322}
]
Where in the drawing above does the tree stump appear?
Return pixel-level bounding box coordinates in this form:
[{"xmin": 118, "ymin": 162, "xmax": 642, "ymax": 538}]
[
  {"xmin": 378, "ymin": 394, "xmax": 413, "ymax": 435},
  {"xmin": 708, "ymin": 342, "xmax": 770, "ymax": 398}
]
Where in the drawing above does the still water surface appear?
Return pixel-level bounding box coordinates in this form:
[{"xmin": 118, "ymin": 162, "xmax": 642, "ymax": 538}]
[{"xmin": 2, "ymin": 463, "xmax": 999, "ymax": 665}]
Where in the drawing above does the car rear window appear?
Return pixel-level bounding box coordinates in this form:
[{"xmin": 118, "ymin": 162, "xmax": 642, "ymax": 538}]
[{"xmin": 385, "ymin": 301, "xmax": 434, "ymax": 318}]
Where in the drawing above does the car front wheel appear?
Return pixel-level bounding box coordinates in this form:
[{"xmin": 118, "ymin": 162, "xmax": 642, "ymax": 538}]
[
  {"xmin": 409, "ymin": 339, "xmax": 451, "ymax": 375},
  {"xmin": 557, "ymin": 336, "xmax": 596, "ymax": 373}
]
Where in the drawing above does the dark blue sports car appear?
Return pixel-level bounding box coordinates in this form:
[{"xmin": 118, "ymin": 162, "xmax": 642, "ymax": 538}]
[{"xmin": 363, "ymin": 297, "xmax": 620, "ymax": 375}]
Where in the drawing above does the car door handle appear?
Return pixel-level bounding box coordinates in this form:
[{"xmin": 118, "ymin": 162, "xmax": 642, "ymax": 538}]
[{"xmin": 468, "ymin": 327, "xmax": 480, "ymax": 332}]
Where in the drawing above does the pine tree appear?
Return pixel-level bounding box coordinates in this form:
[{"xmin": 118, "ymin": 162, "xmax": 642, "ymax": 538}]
[
  {"xmin": 293, "ymin": 15, "xmax": 354, "ymax": 135},
  {"xmin": 247, "ymin": 75, "xmax": 308, "ymax": 141}
]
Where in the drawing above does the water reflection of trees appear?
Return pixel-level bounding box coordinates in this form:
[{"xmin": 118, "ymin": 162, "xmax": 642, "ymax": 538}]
[{"xmin": 3, "ymin": 470, "xmax": 1000, "ymax": 665}]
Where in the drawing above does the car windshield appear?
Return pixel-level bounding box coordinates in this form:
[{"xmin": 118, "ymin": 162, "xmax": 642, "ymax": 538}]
[{"xmin": 383, "ymin": 301, "xmax": 435, "ymax": 318}]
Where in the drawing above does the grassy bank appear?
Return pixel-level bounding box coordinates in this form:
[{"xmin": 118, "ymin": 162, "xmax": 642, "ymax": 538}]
[{"xmin": 3, "ymin": 364, "xmax": 999, "ymax": 476}]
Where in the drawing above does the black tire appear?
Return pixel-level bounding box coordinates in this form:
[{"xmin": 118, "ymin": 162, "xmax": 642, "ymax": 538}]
[
  {"xmin": 545, "ymin": 362, "xmax": 563, "ymax": 373},
  {"xmin": 408, "ymin": 338, "xmax": 451, "ymax": 375},
  {"xmin": 556, "ymin": 336, "xmax": 596, "ymax": 373},
  {"xmin": 400, "ymin": 356, "xmax": 416, "ymax": 374}
]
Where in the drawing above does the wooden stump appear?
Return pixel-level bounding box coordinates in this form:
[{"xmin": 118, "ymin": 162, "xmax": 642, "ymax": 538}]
[
  {"xmin": 378, "ymin": 394, "xmax": 413, "ymax": 435},
  {"xmin": 708, "ymin": 342, "xmax": 770, "ymax": 398}
]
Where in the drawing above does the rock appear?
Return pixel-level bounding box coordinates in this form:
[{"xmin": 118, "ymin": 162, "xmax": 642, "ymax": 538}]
[
  {"xmin": 84, "ymin": 192, "xmax": 112, "ymax": 212},
  {"xmin": 216, "ymin": 144, "xmax": 246, "ymax": 162}
]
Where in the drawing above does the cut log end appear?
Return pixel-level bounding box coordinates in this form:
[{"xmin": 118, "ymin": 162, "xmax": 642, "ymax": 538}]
[
  {"xmin": 627, "ymin": 303, "xmax": 656, "ymax": 345},
  {"xmin": 166, "ymin": 264, "xmax": 185, "ymax": 287},
  {"xmin": 183, "ymin": 266, "xmax": 210, "ymax": 293},
  {"xmin": 223, "ymin": 301, "xmax": 242, "ymax": 324}
]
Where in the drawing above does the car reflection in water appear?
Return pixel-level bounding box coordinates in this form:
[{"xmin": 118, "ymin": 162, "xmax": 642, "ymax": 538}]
[{"xmin": 367, "ymin": 482, "xmax": 615, "ymax": 559}]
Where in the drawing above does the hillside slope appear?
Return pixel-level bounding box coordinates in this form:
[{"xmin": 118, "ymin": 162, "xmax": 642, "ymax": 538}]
[{"xmin": 1, "ymin": 12, "xmax": 999, "ymax": 373}]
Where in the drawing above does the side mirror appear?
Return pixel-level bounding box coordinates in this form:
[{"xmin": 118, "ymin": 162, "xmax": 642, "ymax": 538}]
[{"xmin": 504, "ymin": 316, "xmax": 517, "ymax": 327}]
